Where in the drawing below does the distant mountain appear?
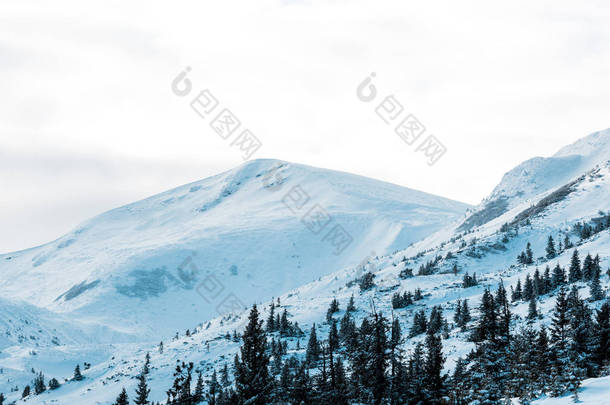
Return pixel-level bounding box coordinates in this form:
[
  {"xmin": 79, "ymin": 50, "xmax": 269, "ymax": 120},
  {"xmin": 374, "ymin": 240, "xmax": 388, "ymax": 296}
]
[
  {"xmin": 4, "ymin": 130, "xmax": 610, "ymax": 405},
  {"xmin": 0, "ymin": 159, "xmax": 469, "ymax": 342},
  {"xmin": 457, "ymin": 128, "xmax": 610, "ymax": 232}
]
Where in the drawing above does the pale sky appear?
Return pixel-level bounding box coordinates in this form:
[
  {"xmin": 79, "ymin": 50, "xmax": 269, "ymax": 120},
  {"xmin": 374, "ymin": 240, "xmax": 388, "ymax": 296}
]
[{"xmin": 1, "ymin": 0, "xmax": 609, "ymax": 253}]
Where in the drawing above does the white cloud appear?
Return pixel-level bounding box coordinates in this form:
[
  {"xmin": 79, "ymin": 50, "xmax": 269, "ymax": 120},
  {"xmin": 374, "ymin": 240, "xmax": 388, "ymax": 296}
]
[{"xmin": 1, "ymin": 0, "xmax": 609, "ymax": 252}]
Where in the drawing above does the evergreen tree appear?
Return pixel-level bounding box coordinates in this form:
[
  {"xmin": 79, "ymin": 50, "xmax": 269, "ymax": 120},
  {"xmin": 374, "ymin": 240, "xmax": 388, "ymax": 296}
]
[
  {"xmin": 551, "ymin": 263, "xmax": 566, "ymax": 288},
  {"xmin": 113, "ymin": 388, "xmax": 129, "ymax": 405},
  {"xmin": 266, "ymin": 301, "xmax": 276, "ymax": 332},
  {"xmin": 496, "ymin": 282, "xmax": 511, "ymax": 346},
  {"xmin": 134, "ymin": 373, "xmax": 150, "ymax": 405},
  {"xmin": 582, "ymin": 253, "xmax": 594, "ymax": 280},
  {"xmin": 234, "ymin": 305, "xmax": 271, "ymax": 405},
  {"xmin": 220, "ymin": 363, "xmax": 230, "ymax": 387},
  {"xmin": 206, "ymin": 369, "xmax": 219, "ymax": 405},
  {"xmin": 409, "ymin": 310, "xmax": 428, "ymax": 337},
  {"xmin": 73, "ymin": 364, "xmax": 83, "ymax": 381},
  {"xmin": 549, "ymin": 287, "xmax": 571, "ymax": 396},
  {"xmin": 535, "ymin": 327, "xmax": 551, "ymax": 392},
  {"xmin": 33, "ymin": 371, "xmax": 46, "ymax": 394},
  {"xmin": 346, "ymin": 294, "xmax": 356, "ymax": 312},
  {"xmin": 143, "ymin": 352, "xmax": 151, "ymax": 375},
  {"xmin": 546, "ymin": 235, "xmax": 556, "ymax": 259},
  {"xmin": 527, "ymin": 296, "xmax": 538, "ymax": 321},
  {"xmin": 424, "ymin": 330, "xmax": 445, "ymax": 403},
  {"xmin": 525, "ymin": 242, "xmax": 534, "ymax": 264},
  {"xmin": 306, "ymin": 324, "xmax": 321, "ymax": 364},
  {"xmin": 592, "ymin": 302, "xmax": 610, "ymax": 373},
  {"xmin": 512, "ymin": 279, "xmax": 523, "ymax": 301},
  {"xmin": 454, "ymin": 299, "xmax": 463, "ymax": 327},
  {"xmin": 406, "ymin": 343, "xmax": 426, "ymax": 403},
  {"xmin": 21, "ymin": 385, "xmax": 30, "ymax": 399},
  {"xmin": 48, "ymin": 378, "xmax": 60, "ymax": 390},
  {"xmin": 461, "ymin": 299, "xmax": 471, "ymax": 329},
  {"xmin": 590, "ymin": 265, "xmax": 605, "ymax": 301},
  {"xmin": 472, "ymin": 288, "xmax": 498, "ymax": 343},
  {"xmin": 371, "ymin": 312, "xmax": 388, "ymax": 405},
  {"xmin": 523, "ymin": 274, "xmax": 535, "ymax": 301},
  {"xmin": 568, "ymin": 249, "xmax": 582, "ymax": 282}
]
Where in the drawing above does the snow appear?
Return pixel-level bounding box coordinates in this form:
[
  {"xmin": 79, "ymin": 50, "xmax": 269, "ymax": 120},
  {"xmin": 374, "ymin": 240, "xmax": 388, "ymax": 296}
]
[
  {"xmin": 0, "ymin": 159, "xmax": 470, "ymax": 343},
  {"xmin": 3, "ymin": 130, "xmax": 610, "ymax": 404}
]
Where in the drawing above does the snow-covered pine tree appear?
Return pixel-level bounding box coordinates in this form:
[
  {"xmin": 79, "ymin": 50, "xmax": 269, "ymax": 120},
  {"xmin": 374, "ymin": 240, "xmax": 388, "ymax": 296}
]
[
  {"xmin": 113, "ymin": 388, "xmax": 129, "ymax": 405},
  {"xmin": 234, "ymin": 305, "xmax": 271, "ymax": 405},
  {"xmin": 546, "ymin": 235, "xmax": 556, "ymax": 259},
  {"xmin": 134, "ymin": 373, "xmax": 150, "ymax": 405}
]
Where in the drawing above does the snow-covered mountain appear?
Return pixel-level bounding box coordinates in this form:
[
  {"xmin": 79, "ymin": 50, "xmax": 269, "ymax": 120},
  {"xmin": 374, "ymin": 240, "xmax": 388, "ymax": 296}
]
[
  {"xmin": 2, "ymin": 129, "xmax": 610, "ymax": 404},
  {"xmin": 0, "ymin": 159, "xmax": 469, "ymax": 343},
  {"xmin": 453, "ymin": 128, "xmax": 610, "ymax": 233}
]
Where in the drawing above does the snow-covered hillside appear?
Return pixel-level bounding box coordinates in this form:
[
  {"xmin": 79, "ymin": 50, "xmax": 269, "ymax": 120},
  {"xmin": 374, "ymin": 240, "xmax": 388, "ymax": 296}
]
[
  {"xmin": 0, "ymin": 159, "xmax": 469, "ymax": 343},
  {"xmin": 2, "ymin": 130, "xmax": 610, "ymax": 404},
  {"xmin": 457, "ymin": 128, "xmax": 610, "ymax": 232}
]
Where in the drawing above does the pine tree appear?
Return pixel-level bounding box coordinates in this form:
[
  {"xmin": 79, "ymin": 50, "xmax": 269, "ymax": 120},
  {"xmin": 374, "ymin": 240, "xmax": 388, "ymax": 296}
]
[
  {"xmin": 306, "ymin": 323, "xmax": 321, "ymax": 364},
  {"xmin": 471, "ymin": 289, "xmax": 498, "ymax": 343},
  {"xmin": 582, "ymin": 253, "xmax": 594, "ymax": 280},
  {"xmin": 73, "ymin": 364, "xmax": 83, "ymax": 381},
  {"xmin": 33, "ymin": 371, "xmax": 46, "ymax": 394},
  {"xmin": 525, "ymin": 242, "xmax": 534, "ymax": 264},
  {"xmin": 206, "ymin": 369, "xmax": 219, "ymax": 405},
  {"xmin": 512, "ymin": 279, "xmax": 523, "ymax": 301},
  {"xmin": 454, "ymin": 299, "xmax": 463, "ymax": 327},
  {"xmin": 134, "ymin": 373, "xmax": 150, "ymax": 405},
  {"xmin": 48, "ymin": 378, "xmax": 60, "ymax": 390},
  {"xmin": 371, "ymin": 312, "xmax": 388, "ymax": 405},
  {"xmin": 143, "ymin": 352, "xmax": 151, "ymax": 375},
  {"xmin": 424, "ymin": 330, "xmax": 445, "ymax": 403},
  {"xmin": 535, "ymin": 327, "xmax": 551, "ymax": 392},
  {"xmin": 527, "ymin": 295, "xmax": 538, "ymax": 322},
  {"xmin": 590, "ymin": 265, "xmax": 605, "ymax": 301},
  {"xmin": 534, "ymin": 268, "xmax": 545, "ymax": 296},
  {"xmin": 461, "ymin": 299, "xmax": 471, "ymax": 329},
  {"xmin": 159, "ymin": 341, "xmax": 164, "ymax": 354},
  {"xmin": 266, "ymin": 301, "xmax": 276, "ymax": 332},
  {"xmin": 21, "ymin": 385, "xmax": 30, "ymax": 398},
  {"xmin": 409, "ymin": 310, "xmax": 428, "ymax": 337},
  {"xmin": 346, "ymin": 294, "xmax": 356, "ymax": 312},
  {"xmin": 569, "ymin": 249, "xmax": 582, "ymax": 282},
  {"xmin": 496, "ymin": 282, "xmax": 511, "ymax": 346},
  {"xmin": 220, "ymin": 363, "xmax": 230, "ymax": 387},
  {"xmin": 592, "ymin": 302, "xmax": 610, "ymax": 373},
  {"xmin": 523, "ymin": 274, "xmax": 534, "ymax": 301},
  {"xmin": 234, "ymin": 305, "xmax": 271, "ymax": 405},
  {"xmin": 549, "ymin": 287, "xmax": 571, "ymax": 396},
  {"xmin": 113, "ymin": 388, "xmax": 129, "ymax": 405},
  {"xmin": 551, "ymin": 263, "xmax": 566, "ymax": 288},
  {"xmin": 546, "ymin": 235, "xmax": 556, "ymax": 259},
  {"xmin": 406, "ymin": 343, "xmax": 426, "ymax": 403}
]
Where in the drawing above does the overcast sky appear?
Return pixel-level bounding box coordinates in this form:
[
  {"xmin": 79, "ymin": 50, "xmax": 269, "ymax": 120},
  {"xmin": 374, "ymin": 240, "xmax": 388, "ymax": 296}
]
[{"xmin": 1, "ymin": 0, "xmax": 609, "ymax": 253}]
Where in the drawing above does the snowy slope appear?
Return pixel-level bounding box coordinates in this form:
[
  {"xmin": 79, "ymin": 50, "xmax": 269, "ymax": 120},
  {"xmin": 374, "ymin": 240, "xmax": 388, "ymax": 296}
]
[
  {"xmin": 11, "ymin": 160, "xmax": 610, "ymax": 405},
  {"xmin": 457, "ymin": 128, "xmax": 610, "ymax": 232},
  {"xmin": 3, "ymin": 130, "xmax": 610, "ymax": 404},
  {"xmin": 4, "ymin": 132, "xmax": 610, "ymax": 404},
  {"xmin": 0, "ymin": 159, "xmax": 469, "ymax": 342}
]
